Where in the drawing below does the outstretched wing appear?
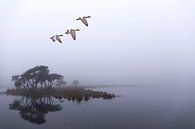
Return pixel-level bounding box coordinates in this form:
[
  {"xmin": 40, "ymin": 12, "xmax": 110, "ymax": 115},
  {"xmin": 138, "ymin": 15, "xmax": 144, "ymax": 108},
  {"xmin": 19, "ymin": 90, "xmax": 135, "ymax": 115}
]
[
  {"xmin": 84, "ymin": 16, "xmax": 91, "ymax": 18},
  {"xmin": 70, "ymin": 31, "xmax": 76, "ymax": 40},
  {"xmin": 81, "ymin": 18, "xmax": 88, "ymax": 26},
  {"xmin": 76, "ymin": 17, "xmax": 81, "ymax": 20},
  {"xmin": 56, "ymin": 37, "xmax": 62, "ymax": 43}
]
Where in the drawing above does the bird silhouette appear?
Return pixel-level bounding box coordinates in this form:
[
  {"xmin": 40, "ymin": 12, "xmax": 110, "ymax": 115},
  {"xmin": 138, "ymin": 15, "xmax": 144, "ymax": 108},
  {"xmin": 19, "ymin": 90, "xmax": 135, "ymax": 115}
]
[
  {"xmin": 65, "ymin": 29, "xmax": 80, "ymax": 40},
  {"xmin": 50, "ymin": 35, "xmax": 63, "ymax": 43},
  {"xmin": 76, "ymin": 16, "xmax": 91, "ymax": 27}
]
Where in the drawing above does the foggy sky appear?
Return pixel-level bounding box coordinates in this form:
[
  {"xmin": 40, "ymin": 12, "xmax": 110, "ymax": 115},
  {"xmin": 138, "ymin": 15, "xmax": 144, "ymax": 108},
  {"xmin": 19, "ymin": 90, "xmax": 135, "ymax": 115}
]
[{"xmin": 0, "ymin": 0, "xmax": 195, "ymax": 88}]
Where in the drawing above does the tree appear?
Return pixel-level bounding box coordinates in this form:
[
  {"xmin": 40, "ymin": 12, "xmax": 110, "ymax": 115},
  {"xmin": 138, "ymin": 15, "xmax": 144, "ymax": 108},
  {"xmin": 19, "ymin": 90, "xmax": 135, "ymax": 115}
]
[
  {"xmin": 11, "ymin": 65, "xmax": 65, "ymax": 90},
  {"xmin": 55, "ymin": 79, "xmax": 66, "ymax": 87}
]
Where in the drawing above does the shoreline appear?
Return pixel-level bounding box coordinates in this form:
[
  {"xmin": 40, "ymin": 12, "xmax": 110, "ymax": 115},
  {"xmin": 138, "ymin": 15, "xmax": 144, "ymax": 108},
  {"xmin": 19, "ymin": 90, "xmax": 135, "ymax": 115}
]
[{"xmin": 4, "ymin": 86, "xmax": 116, "ymax": 100}]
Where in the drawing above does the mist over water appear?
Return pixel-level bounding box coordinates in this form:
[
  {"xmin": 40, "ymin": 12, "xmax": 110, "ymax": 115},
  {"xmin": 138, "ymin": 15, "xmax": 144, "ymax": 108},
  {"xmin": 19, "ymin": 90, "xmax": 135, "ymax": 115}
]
[
  {"xmin": 1, "ymin": 86, "xmax": 195, "ymax": 129},
  {"xmin": 0, "ymin": 0, "xmax": 194, "ymax": 89},
  {"xmin": 0, "ymin": 42, "xmax": 194, "ymax": 88},
  {"xmin": 0, "ymin": 0, "xmax": 195, "ymax": 128}
]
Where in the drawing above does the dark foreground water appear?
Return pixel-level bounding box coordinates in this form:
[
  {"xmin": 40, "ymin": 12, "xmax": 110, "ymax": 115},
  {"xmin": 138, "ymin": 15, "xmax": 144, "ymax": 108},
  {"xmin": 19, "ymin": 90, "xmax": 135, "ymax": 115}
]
[{"xmin": 0, "ymin": 86, "xmax": 195, "ymax": 129}]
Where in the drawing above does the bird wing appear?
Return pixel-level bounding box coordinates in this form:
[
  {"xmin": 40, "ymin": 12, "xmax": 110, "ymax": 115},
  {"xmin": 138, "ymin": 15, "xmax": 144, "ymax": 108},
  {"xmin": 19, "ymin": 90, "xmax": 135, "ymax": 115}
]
[
  {"xmin": 70, "ymin": 31, "xmax": 76, "ymax": 40},
  {"xmin": 81, "ymin": 18, "xmax": 88, "ymax": 26},
  {"xmin": 56, "ymin": 36, "xmax": 62, "ymax": 43},
  {"xmin": 84, "ymin": 16, "xmax": 91, "ymax": 18}
]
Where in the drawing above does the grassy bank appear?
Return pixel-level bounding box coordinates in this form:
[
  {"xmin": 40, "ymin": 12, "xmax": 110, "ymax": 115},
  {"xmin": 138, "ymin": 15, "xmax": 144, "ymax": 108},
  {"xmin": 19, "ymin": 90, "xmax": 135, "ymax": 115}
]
[{"xmin": 5, "ymin": 86, "xmax": 115, "ymax": 101}]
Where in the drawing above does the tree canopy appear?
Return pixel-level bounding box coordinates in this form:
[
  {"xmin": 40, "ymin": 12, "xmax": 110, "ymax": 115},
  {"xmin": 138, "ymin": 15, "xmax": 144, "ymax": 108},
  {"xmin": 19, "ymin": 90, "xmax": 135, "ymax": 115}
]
[{"xmin": 11, "ymin": 66, "xmax": 66, "ymax": 89}]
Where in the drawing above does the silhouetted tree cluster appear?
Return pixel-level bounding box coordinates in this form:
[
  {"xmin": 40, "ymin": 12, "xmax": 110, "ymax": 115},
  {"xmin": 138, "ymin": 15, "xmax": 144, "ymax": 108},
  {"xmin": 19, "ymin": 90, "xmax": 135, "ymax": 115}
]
[{"xmin": 11, "ymin": 66, "xmax": 66, "ymax": 90}]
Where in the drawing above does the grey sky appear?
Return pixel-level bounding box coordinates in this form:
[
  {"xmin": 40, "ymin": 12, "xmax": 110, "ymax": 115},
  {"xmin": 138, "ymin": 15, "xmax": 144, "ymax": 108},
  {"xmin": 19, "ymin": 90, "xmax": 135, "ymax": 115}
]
[{"xmin": 0, "ymin": 0, "xmax": 195, "ymax": 87}]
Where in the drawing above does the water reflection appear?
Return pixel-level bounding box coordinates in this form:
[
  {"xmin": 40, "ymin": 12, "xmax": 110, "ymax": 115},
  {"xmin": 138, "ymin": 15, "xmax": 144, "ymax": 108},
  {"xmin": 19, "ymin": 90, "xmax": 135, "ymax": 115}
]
[
  {"xmin": 8, "ymin": 93, "xmax": 113, "ymax": 125},
  {"xmin": 53, "ymin": 94, "xmax": 90, "ymax": 103},
  {"xmin": 9, "ymin": 96, "xmax": 63, "ymax": 124}
]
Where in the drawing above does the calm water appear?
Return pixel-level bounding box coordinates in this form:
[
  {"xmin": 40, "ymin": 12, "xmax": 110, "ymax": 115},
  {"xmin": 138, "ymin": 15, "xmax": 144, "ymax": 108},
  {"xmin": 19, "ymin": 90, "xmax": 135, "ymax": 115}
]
[{"xmin": 0, "ymin": 86, "xmax": 195, "ymax": 129}]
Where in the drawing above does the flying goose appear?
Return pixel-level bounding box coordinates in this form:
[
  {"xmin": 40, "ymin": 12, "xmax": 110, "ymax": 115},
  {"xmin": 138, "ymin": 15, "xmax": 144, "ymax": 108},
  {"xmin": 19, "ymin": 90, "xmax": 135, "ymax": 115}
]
[
  {"xmin": 76, "ymin": 16, "xmax": 91, "ymax": 27},
  {"xmin": 65, "ymin": 29, "xmax": 80, "ymax": 40},
  {"xmin": 50, "ymin": 34, "xmax": 63, "ymax": 43}
]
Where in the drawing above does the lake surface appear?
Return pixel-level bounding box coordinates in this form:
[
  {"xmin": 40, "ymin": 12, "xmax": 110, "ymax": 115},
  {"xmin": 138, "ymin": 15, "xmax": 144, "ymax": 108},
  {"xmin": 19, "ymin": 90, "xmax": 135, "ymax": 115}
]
[{"xmin": 0, "ymin": 86, "xmax": 195, "ymax": 129}]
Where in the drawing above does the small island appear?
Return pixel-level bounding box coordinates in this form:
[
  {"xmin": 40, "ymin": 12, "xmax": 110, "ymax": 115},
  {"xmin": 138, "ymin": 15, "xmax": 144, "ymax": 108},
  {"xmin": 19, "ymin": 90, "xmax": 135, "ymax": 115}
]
[{"xmin": 5, "ymin": 65, "xmax": 115, "ymax": 101}]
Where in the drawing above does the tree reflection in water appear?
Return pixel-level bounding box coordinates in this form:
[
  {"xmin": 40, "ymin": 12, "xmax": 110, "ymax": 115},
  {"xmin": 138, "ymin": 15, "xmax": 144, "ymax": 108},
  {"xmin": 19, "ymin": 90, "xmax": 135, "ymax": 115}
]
[
  {"xmin": 8, "ymin": 90, "xmax": 114, "ymax": 124},
  {"xmin": 9, "ymin": 96, "xmax": 63, "ymax": 124}
]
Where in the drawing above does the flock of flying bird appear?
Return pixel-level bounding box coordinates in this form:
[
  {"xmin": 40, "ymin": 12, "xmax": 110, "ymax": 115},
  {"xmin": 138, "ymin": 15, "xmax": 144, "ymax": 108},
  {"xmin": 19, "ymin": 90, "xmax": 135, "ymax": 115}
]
[{"xmin": 50, "ymin": 16, "xmax": 91, "ymax": 43}]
